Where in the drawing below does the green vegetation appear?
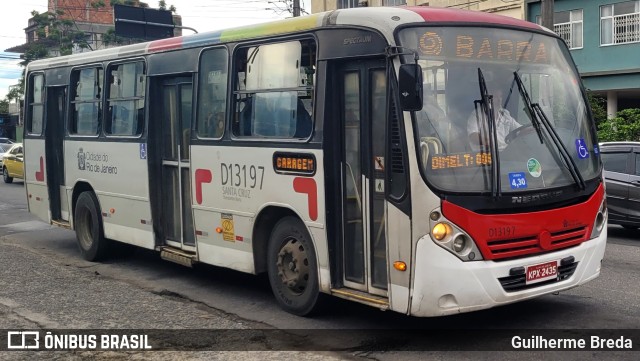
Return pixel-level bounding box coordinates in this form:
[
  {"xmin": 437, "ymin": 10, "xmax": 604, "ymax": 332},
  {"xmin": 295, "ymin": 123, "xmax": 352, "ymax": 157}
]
[
  {"xmin": 597, "ymin": 108, "xmax": 640, "ymax": 142},
  {"xmin": 2, "ymin": 1, "xmax": 173, "ymax": 103}
]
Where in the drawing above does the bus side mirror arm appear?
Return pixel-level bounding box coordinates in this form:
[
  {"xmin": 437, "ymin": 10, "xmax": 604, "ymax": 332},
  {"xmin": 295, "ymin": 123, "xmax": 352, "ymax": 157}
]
[{"xmin": 398, "ymin": 63, "xmax": 423, "ymax": 111}]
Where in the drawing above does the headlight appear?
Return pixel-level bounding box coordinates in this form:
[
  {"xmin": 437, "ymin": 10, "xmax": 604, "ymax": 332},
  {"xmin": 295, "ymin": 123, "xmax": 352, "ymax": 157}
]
[
  {"xmin": 432, "ymin": 222, "xmax": 451, "ymax": 241},
  {"xmin": 590, "ymin": 197, "xmax": 607, "ymax": 239},
  {"xmin": 429, "ymin": 208, "xmax": 483, "ymax": 261}
]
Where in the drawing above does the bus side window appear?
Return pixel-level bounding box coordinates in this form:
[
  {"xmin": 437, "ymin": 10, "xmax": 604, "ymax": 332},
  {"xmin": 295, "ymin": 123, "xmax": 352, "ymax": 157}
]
[
  {"xmin": 197, "ymin": 47, "xmax": 229, "ymax": 139},
  {"xmin": 295, "ymin": 97, "xmax": 312, "ymax": 138},
  {"xmin": 232, "ymin": 39, "xmax": 315, "ymax": 139},
  {"xmin": 69, "ymin": 67, "xmax": 102, "ymax": 136},
  {"xmin": 105, "ymin": 61, "xmax": 146, "ymax": 137}
]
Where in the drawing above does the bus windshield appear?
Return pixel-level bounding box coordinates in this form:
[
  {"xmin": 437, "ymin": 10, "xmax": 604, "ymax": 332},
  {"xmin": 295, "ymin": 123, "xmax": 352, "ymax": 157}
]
[{"xmin": 398, "ymin": 27, "xmax": 600, "ymax": 194}]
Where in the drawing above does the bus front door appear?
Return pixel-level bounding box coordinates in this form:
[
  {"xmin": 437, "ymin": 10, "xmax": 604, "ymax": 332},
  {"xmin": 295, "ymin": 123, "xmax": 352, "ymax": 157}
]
[
  {"xmin": 338, "ymin": 60, "xmax": 388, "ymax": 297},
  {"xmin": 157, "ymin": 77, "xmax": 196, "ymax": 250}
]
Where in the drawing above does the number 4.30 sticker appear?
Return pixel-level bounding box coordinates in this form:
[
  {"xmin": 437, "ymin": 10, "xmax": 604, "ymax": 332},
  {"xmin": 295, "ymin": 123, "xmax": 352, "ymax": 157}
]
[{"xmin": 509, "ymin": 172, "xmax": 528, "ymax": 190}]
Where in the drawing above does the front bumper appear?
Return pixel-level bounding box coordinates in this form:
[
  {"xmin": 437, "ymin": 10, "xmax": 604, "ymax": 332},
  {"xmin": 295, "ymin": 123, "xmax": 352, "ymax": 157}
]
[{"xmin": 408, "ymin": 227, "xmax": 607, "ymax": 317}]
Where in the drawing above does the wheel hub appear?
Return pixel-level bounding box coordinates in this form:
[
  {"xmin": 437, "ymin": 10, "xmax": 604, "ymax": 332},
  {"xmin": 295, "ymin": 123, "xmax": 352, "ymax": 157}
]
[{"xmin": 276, "ymin": 238, "xmax": 309, "ymax": 295}]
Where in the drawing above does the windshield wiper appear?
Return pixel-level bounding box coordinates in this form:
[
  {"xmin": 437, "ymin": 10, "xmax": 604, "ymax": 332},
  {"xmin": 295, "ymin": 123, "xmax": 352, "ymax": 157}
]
[
  {"xmin": 474, "ymin": 68, "xmax": 501, "ymax": 198},
  {"xmin": 512, "ymin": 71, "xmax": 586, "ymax": 190},
  {"xmin": 513, "ymin": 73, "xmax": 545, "ymax": 145}
]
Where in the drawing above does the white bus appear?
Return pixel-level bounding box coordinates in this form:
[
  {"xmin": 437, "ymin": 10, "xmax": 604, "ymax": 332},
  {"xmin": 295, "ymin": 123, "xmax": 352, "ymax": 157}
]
[{"xmin": 23, "ymin": 6, "xmax": 607, "ymax": 317}]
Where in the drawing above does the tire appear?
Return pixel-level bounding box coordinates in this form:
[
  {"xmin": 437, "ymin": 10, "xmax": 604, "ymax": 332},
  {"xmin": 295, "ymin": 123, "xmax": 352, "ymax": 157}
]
[
  {"xmin": 267, "ymin": 216, "xmax": 322, "ymax": 316},
  {"xmin": 3, "ymin": 167, "xmax": 13, "ymax": 184},
  {"xmin": 74, "ymin": 191, "xmax": 110, "ymax": 261}
]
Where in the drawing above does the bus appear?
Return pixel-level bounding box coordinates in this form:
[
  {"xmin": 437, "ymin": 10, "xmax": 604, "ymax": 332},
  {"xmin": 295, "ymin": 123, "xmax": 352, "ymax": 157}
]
[{"xmin": 22, "ymin": 6, "xmax": 607, "ymax": 317}]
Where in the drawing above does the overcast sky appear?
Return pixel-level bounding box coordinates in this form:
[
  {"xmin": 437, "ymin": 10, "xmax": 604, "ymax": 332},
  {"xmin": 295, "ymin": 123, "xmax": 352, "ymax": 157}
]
[{"xmin": 0, "ymin": 0, "xmax": 310, "ymax": 100}]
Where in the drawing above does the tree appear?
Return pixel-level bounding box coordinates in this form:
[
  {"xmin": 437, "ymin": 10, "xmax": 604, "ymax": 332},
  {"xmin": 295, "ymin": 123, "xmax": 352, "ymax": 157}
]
[
  {"xmin": 4, "ymin": 1, "xmax": 176, "ymax": 102},
  {"xmin": 597, "ymin": 108, "xmax": 640, "ymax": 142},
  {"xmin": 0, "ymin": 100, "xmax": 8, "ymax": 114}
]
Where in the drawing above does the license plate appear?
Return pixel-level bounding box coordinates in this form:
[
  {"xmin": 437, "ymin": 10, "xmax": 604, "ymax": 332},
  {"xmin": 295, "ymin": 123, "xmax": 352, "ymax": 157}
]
[{"xmin": 525, "ymin": 260, "xmax": 559, "ymax": 285}]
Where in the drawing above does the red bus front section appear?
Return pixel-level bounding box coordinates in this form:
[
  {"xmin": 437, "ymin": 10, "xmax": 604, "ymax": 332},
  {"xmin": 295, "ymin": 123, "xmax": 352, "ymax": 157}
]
[{"xmin": 442, "ymin": 184, "xmax": 604, "ymax": 261}]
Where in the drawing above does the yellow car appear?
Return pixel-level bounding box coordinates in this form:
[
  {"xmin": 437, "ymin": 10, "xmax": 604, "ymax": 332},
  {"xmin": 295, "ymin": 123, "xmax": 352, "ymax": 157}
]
[{"xmin": 2, "ymin": 143, "xmax": 23, "ymax": 183}]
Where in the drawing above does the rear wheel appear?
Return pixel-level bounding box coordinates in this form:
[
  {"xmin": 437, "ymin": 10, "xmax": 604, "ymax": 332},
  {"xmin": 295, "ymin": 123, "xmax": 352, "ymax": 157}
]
[
  {"xmin": 3, "ymin": 167, "xmax": 13, "ymax": 183},
  {"xmin": 74, "ymin": 191, "xmax": 110, "ymax": 261},
  {"xmin": 267, "ymin": 216, "xmax": 321, "ymax": 316}
]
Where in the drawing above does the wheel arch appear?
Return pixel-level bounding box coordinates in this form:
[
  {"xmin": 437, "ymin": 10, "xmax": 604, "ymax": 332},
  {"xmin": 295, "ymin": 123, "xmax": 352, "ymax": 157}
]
[
  {"xmin": 252, "ymin": 205, "xmax": 309, "ymax": 274},
  {"xmin": 71, "ymin": 181, "xmax": 97, "ymax": 228}
]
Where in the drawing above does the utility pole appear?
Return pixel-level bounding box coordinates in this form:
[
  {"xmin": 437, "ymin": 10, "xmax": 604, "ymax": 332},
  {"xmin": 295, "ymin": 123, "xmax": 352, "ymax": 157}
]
[
  {"xmin": 541, "ymin": 0, "xmax": 555, "ymax": 30},
  {"xmin": 293, "ymin": 0, "xmax": 301, "ymax": 17}
]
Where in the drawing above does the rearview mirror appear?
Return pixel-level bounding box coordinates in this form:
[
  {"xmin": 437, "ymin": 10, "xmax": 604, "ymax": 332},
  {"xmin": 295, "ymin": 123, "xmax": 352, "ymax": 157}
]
[{"xmin": 398, "ymin": 63, "xmax": 423, "ymax": 111}]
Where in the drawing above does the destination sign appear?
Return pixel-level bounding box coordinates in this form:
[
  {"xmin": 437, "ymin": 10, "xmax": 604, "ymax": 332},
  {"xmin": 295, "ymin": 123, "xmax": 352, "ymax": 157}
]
[
  {"xmin": 273, "ymin": 152, "xmax": 316, "ymax": 175},
  {"xmin": 415, "ymin": 28, "xmax": 553, "ymax": 64},
  {"xmin": 431, "ymin": 151, "xmax": 492, "ymax": 170}
]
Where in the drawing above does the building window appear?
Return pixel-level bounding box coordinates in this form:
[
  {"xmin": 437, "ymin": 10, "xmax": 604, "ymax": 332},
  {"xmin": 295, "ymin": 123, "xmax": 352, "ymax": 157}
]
[
  {"xmin": 555, "ymin": 9, "xmax": 583, "ymax": 49},
  {"xmin": 601, "ymin": 1, "xmax": 640, "ymax": 45},
  {"xmin": 384, "ymin": 0, "xmax": 407, "ymax": 5},
  {"xmin": 338, "ymin": 0, "xmax": 359, "ymax": 8}
]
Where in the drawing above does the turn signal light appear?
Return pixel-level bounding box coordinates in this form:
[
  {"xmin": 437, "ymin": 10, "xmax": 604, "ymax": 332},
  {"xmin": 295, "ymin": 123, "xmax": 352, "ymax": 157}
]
[
  {"xmin": 432, "ymin": 222, "xmax": 451, "ymax": 241},
  {"xmin": 393, "ymin": 261, "xmax": 407, "ymax": 272}
]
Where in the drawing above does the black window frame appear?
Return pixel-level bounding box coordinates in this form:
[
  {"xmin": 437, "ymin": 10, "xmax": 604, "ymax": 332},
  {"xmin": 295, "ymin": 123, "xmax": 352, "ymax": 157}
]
[
  {"xmin": 230, "ymin": 37, "xmax": 317, "ymax": 142},
  {"xmin": 104, "ymin": 59, "xmax": 147, "ymax": 138},
  {"xmin": 69, "ymin": 65, "xmax": 104, "ymax": 137},
  {"xmin": 196, "ymin": 46, "xmax": 230, "ymax": 140},
  {"xmin": 26, "ymin": 73, "xmax": 45, "ymax": 136}
]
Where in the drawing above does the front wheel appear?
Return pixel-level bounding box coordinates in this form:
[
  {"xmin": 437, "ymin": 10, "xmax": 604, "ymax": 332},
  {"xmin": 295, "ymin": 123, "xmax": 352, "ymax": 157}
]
[
  {"xmin": 3, "ymin": 167, "xmax": 13, "ymax": 183},
  {"xmin": 267, "ymin": 216, "xmax": 322, "ymax": 316},
  {"xmin": 74, "ymin": 191, "xmax": 110, "ymax": 261}
]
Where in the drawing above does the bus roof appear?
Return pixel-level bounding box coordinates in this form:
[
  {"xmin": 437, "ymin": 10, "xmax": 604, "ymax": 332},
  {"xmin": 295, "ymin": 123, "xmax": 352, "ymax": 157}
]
[{"xmin": 27, "ymin": 6, "xmax": 544, "ymax": 71}]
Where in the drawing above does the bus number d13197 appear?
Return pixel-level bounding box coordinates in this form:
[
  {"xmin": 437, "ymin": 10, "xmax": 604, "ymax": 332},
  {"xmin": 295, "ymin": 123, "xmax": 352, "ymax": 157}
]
[
  {"xmin": 220, "ymin": 163, "xmax": 265, "ymax": 189},
  {"xmin": 488, "ymin": 226, "xmax": 516, "ymax": 238}
]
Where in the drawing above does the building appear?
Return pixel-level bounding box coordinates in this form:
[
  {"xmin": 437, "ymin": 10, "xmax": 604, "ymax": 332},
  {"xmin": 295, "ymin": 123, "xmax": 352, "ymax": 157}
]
[
  {"xmin": 6, "ymin": 0, "xmax": 120, "ymax": 56},
  {"xmin": 526, "ymin": 0, "xmax": 640, "ymax": 117},
  {"xmin": 5, "ymin": 0, "xmax": 182, "ymax": 56},
  {"xmin": 311, "ymin": 0, "xmax": 525, "ymax": 19},
  {"xmin": 3, "ymin": 0, "xmax": 182, "ymax": 140}
]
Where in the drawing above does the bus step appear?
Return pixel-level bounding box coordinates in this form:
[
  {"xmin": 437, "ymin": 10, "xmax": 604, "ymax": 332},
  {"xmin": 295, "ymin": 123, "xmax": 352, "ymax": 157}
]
[
  {"xmin": 330, "ymin": 288, "xmax": 389, "ymax": 311},
  {"xmin": 51, "ymin": 220, "xmax": 71, "ymax": 229},
  {"xmin": 160, "ymin": 247, "xmax": 197, "ymax": 268}
]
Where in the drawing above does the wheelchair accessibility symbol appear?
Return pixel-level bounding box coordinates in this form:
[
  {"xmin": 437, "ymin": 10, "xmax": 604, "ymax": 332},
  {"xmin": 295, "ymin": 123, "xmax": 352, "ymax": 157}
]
[{"xmin": 575, "ymin": 138, "xmax": 589, "ymax": 159}]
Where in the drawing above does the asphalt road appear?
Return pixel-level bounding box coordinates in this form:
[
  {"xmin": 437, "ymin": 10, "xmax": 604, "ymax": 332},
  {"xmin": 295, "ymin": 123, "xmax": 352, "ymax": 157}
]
[{"xmin": 0, "ymin": 179, "xmax": 638, "ymax": 359}]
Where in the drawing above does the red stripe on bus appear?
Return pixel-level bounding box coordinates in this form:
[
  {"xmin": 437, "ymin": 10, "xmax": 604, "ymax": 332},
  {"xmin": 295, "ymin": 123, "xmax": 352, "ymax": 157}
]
[
  {"xmin": 293, "ymin": 177, "xmax": 318, "ymax": 221},
  {"xmin": 35, "ymin": 156, "xmax": 45, "ymax": 182},
  {"xmin": 408, "ymin": 7, "xmax": 542, "ymax": 31},
  {"xmin": 194, "ymin": 169, "xmax": 213, "ymax": 205},
  {"xmin": 148, "ymin": 37, "xmax": 183, "ymax": 52},
  {"xmin": 442, "ymin": 184, "xmax": 604, "ymax": 260}
]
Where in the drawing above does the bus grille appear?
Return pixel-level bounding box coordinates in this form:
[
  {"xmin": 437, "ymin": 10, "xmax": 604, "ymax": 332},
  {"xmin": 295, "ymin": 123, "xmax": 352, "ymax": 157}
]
[
  {"xmin": 498, "ymin": 261, "xmax": 579, "ymax": 292},
  {"xmin": 486, "ymin": 226, "xmax": 588, "ymax": 260}
]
